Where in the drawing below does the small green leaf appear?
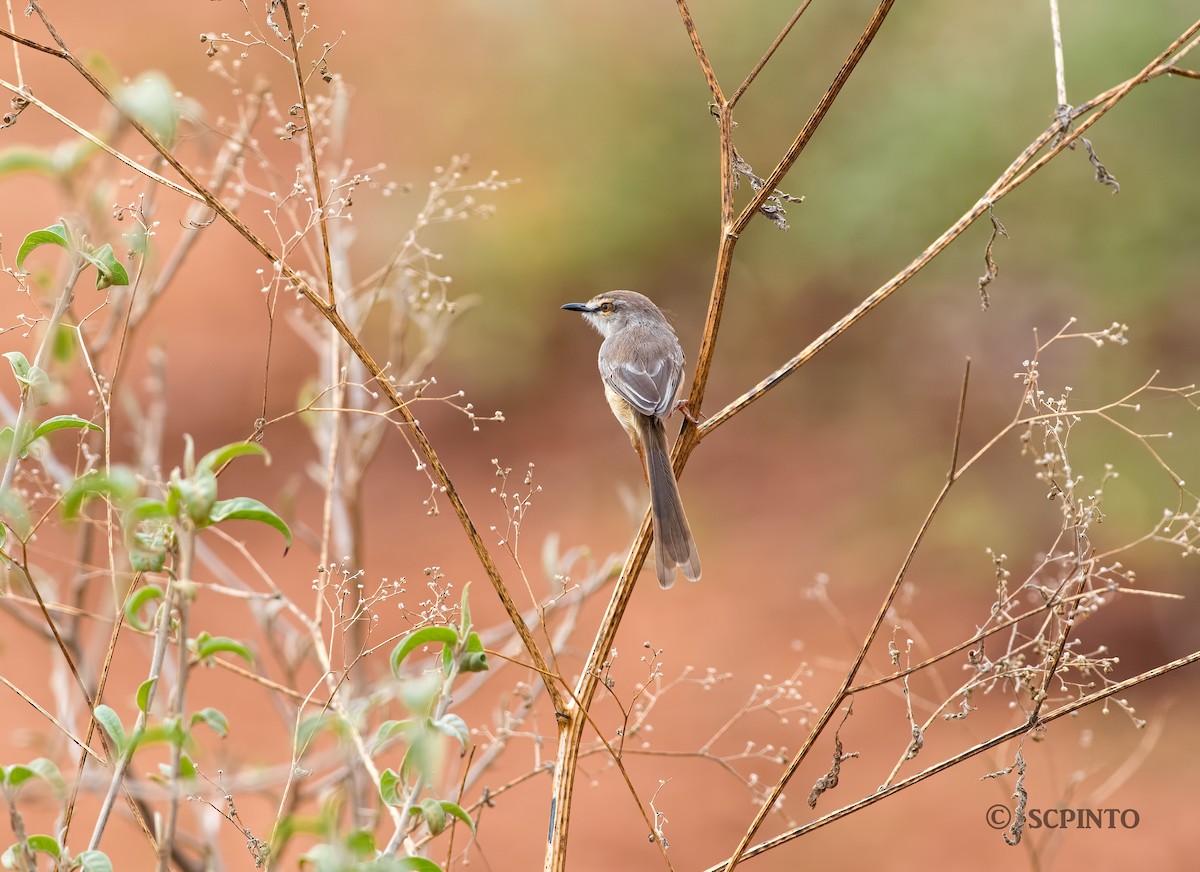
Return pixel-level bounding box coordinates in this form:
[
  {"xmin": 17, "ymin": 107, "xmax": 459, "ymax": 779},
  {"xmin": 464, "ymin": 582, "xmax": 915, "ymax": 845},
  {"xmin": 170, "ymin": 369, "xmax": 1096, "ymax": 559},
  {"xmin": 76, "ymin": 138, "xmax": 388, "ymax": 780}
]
[
  {"xmin": 437, "ymin": 800, "xmax": 475, "ymax": 834},
  {"xmin": 24, "ymin": 834, "xmax": 61, "ymax": 858},
  {"xmin": 295, "ymin": 712, "xmax": 346, "ymax": 753},
  {"xmin": 204, "ymin": 497, "xmax": 292, "ymax": 551},
  {"xmin": 4, "ymin": 764, "xmax": 35, "ymax": 789},
  {"xmin": 191, "ymin": 707, "xmax": 229, "ymax": 738},
  {"xmin": 390, "ymin": 626, "xmax": 459, "ymax": 678},
  {"xmin": 0, "ymin": 488, "xmax": 31, "ymax": 538},
  {"xmin": 21, "ymin": 759, "xmax": 66, "ymax": 800},
  {"xmin": 74, "ymin": 849, "xmax": 114, "ymax": 872},
  {"xmin": 114, "ymin": 72, "xmax": 180, "ymax": 146},
  {"xmin": 139, "ymin": 716, "xmax": 188, "ymax": 750},
  {"xmin": 15, "ymin": 223, "xmax": 68, "ymax": 271},
  {"xmin": 344, "ymin": 829, "xmax": 375, "ymax": 858},
  {"xmin": 79, "ymin": 243, "xmax": 129, "ymax": 290},
  {"xmin": 30, "ymin": 414, "xmax": 101, "ymax": 445},
  {"xmin": 458, "ymin": 581, "xmax": 472, "ymax": 637},
  {"xmin": 411, "ymin": 798, "xmax": 447, "ymax": 836},
  {"xmin": 197, "ymin": 441, "xmax": 269, "ymax": 474},
  {"xmin": 52, "ymin": 324, "xmax": 75, "ymax": 364},
  {"xmin": 378, "ymin": 768, "xmax": 404, "ymax": 807},
  {"xmin": 0, "ymin": 146, "xmax": 59, "ymax": 180},
  {"xmin": 176, "ymin": 753, "xmax": 198, "ymax": 780},
  {"xmin": 136, "ymin": 678, "xmax": 157, "ymax": 713},
  {"xmin": 459, "ymin": 631, "xmax": 489, "ymax": 673},
  {"xmin": 371, "ymin": 718, "xmax": 414, "ymax": 755},
  {"xmin": 171, "ymin": 468, "xmax": 217, "ymax": 524},
  {"xmin": 3, "ymin": 351, "xmax": 30, "ymax": 380},
  {"xmin": 62, "ymin": 468, "xmax": 138, "ymax": 519},
  {"xmin": 193, "ymin": 633, "xmax": 254, "ymax": 667},
  {"xmin": 93, "ymin": 705, "xmax": 126, "ymax": 754},
  {"xmin": 394, "ymin": 859, "xmax": 443, "ymax": 872},
  {"xmin": 431, "ymin": 713, "xmax": 470, "ymax": 753},
  {"xmin": 126, "ymin": 585, "xmax": 165, "ymax": 632},
  {"xmin": 399, "ymin": 731, "xmax": 436, "ymax": 784}
]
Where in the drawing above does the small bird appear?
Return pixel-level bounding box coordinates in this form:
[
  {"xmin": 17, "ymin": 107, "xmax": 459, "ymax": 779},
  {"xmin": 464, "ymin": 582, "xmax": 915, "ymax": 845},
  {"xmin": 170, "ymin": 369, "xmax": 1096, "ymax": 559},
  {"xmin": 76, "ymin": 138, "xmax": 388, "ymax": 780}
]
[{"xmin": 561, "ymin": 290, "xmax": 701, "ymax": 588}]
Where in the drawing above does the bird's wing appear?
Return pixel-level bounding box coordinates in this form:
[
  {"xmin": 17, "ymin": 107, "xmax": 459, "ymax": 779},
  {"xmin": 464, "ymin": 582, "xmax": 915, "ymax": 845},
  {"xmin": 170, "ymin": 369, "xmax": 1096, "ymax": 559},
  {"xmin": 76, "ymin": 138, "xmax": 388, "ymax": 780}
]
[{"xmin": 602, "ymin": 355, "xmax": 680, "ymax": 419}]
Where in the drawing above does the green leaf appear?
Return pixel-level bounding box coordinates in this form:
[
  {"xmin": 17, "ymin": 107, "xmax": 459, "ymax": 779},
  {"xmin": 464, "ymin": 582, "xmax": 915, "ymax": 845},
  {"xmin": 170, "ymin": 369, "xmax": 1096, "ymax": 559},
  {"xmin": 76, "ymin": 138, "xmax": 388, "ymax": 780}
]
[
  {"xmin": 3, "ymin": 351, "xmax": 30, "ymax": 380},
  {"xmin": 204, "ymin": 497, "xmax": 292, "ymax": 551},
  {"xmin": 193, "ymin": 633, "xmax": 254, "ymax": 667},
  {"xmin": 15, "ymin": 223, "xmax": 68, "ymax": 271},
  {"xmin": 0, "ymin": 147, "xmax": 59, "ymax": 180},
  {"xmin": 24, "ymin": 834, "xmax": 61, "ymax": 858},
  {"xmin": 431, "ymin": 713, "xmax": 470, "ymax": 753},
  {"xmin": 114, "ymin": 72, "xmax": 180, "ymax": 146},
  {"xmin": 459, "ymin": 631, "xmax": 489, "ymax": 673},
  {"xmin": 394, "ymin": 859, "xmax": 443, "ymax": 872},
  {"xmin": 124, "ymin": 500, "xmax": 172, "ymax": 573},
  {"xmin": 411, "ymin": 798, "xmax": 449, "ymax": 836},
  {"xmin": 93, "ymin": 705, "xmax": 126, "ymax": 754},
  {"xmin": 436, "ymin": 800, "xmax": 475, "ymax": 834},
  {"xmin": 176, "ymin": 753, "xmax": 198, "ymax": 780},
  {"xmin": 458, "ymin": 581, "xmax": 472, "ymax": 637},
  {"xmin": 52, "ymin": 323, "xmax": 75, "ymax": 364},
  {"xmin": 371, "ymin": 718, "xmax": 414, "ymax": 755},
  {"xmin": 344, "ymin": 829, "xmax": 375, "ymax": 858},
  {"xmin": 390, "ymin": 626, "xmax": 459, "ymax": 678},
  {"xmin": 138, "ymin": 716, "xmax": 188, "ymax": 750},
  {"xmin": 197, "ymin": 441, "xmax": 269, "ymax": 474},
  {"xmin": 0, "ymin": 488, "xmax": 31, "ymax": 538},
  {"xmin": 73, "ymin": 849, "xmax": 114, "ymax": 872},
  {"xmin": 170, "ymin": 467, "xmax": 217, "ymax": 524},
  {"xmin": 30, "ymin": 414, "xmax": 101, "ymax": 445},
  {"xmin": 378, "ymin": 767, "xmax": 404, "ymax": 807},
  {"xmin": 295, "ymin": 712, "xmax": 346, "ymax": 753},
  {"xmin": 22, "ymin": 759, "xmax": 66, "ymax": 800},
  {"xmin": 3, "ymin": 764, "xmax": 35, "ymax": 789},
  {"xmin": 399, "ymin": 731, "xmax": 436, "ymax": 784},
  {"xmin": 79, "ymin": 243, "xmax": 129, "ymax": 290},
  {"xmin": 136, "ymin": 678, "xmax": 157, "ymax": 713},
  {"xmin": 62, "ymin": 468, "xmax": 138, "ymax": 519},
  {"xmin": 191, "ymin": 707, "xmax": 229, "ymax": 738},
  {"xmin": 125, "ymin": 584, "xmax": 165, "ymax": 632}
]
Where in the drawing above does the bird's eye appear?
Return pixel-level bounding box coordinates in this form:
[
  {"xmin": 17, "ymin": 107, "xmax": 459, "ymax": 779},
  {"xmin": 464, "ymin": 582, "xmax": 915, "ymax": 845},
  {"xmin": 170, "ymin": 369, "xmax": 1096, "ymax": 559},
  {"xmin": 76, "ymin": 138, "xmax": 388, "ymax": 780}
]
[{"xmin": 598, "ymin": 301, "xmax": 613, "ymax": 314}]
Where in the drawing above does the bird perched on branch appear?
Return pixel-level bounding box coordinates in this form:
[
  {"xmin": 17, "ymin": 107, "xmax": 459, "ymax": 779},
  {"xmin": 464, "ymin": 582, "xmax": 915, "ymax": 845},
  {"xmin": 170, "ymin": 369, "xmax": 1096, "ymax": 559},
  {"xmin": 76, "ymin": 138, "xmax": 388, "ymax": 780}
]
[{"xmin": 561, "ymin": 290, "xmax": 701, "ymax": 588}]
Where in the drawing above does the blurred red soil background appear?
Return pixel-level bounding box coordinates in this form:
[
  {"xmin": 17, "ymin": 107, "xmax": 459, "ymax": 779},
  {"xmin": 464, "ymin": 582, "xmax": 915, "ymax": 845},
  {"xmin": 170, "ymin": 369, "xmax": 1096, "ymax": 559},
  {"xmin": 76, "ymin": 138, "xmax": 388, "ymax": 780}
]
[{"xmin": 2, "ymin": 2, "xmax": 1199, "ymax": 870}]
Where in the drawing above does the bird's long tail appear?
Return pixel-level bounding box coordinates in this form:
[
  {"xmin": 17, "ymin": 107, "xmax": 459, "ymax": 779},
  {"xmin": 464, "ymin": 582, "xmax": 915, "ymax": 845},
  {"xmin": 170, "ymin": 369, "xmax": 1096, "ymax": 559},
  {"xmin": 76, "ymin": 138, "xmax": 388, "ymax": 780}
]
[{"xmin": 638, "ymin": 415, "xmax": 701, "ymax": 588}]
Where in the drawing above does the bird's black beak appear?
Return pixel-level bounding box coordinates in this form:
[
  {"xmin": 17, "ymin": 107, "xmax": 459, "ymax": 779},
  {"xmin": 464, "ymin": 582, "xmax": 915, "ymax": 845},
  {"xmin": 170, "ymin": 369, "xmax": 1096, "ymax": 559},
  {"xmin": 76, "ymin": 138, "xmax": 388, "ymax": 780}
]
[{"xmin": 561, "ymin": 302, "xmax": 591, "ymax": 313}]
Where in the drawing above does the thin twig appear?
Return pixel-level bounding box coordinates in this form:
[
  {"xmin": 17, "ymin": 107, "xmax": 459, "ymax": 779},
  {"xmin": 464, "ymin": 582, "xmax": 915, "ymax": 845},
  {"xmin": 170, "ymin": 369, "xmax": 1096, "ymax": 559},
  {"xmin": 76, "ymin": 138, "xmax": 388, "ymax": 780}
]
[
  {"xmin": 278, "ymin": 0, "xmax": 336, "ymax": 306},
  {"xmin": 729, "ymin": 1, "xmax": 815, "ymax": 109}
]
